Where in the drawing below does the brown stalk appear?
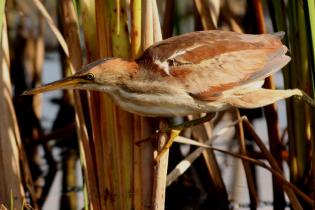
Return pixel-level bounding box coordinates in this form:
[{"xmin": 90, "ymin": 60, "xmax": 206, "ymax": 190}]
[
  {"xmin": 167, "ymin": 120, "xmax": 313, "ymax": 206},
  {"xmin": 162, "ymin": 0, "xmax": 175, "ymax": 38},
  {"xmin": 90, "ymin": 1, "xmax": 116, "ymax": 209},
  {"xmin": 235, "ymin": 109, "xmax": 258, "ymax": 209},
  {"xmin": 192, "ymin": 2, "xmax": 232, "ymax": 208},
  {"xmin": 242, "ymin": 117, "xmax": 303, "ymax": 210},
  {"xmin": 194, "ymin": 0, "xmax": 218, "ymax": 30},
  {"xmin": 209, "ymin": 147, "xmax": 314, "ymax": 206},
  {"xmin": 189, "ymin": 114, "xmax": 230, "ymax": 210},
  {"xmin": 252, "ymin": 1, "xmax": 286, "ymax": 209}
]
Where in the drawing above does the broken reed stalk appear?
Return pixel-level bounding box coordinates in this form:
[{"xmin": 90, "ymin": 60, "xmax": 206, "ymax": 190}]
[
  {"xmin": 252, "ymin": 0, "xmax": 286, "ymax": 208},
  {"xmin": 167, "ymin": 116, "xmax": 313, "ymax": 206},
  {"xmin": 167, "ymin": 134, "xmax": 313, "ymax": 207},
  {"xmin": 209, "ymin": 147, "xmax": 313, "ymax": 207}
]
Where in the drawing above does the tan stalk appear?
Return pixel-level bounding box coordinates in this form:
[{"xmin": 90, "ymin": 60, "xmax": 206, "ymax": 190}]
[
  {"xmin": 109, "ymin": 1, "xmax": 134, "ymax": 209},
  {"xmin": 130, "ymin": 0, "xmax": 157, "ymax": 210},
  {"xmin": 30, "ymin": 0, "xmax": 69, "ymax": 56},
  {"xmin": 235, "ymin": 109, "xmax": 258, "ymax": 208},
  {"xmin": 82, "ymin": 0, "xmax": 136, "ymax": 209},
  {"xmin": 87, "ymin": 1, "xmax": 115, "ymax": 210},
  {"xmin": 33, "ymin": 16, "xmax": 44, "ymax": 119},
  {"xmin": 142, "ymin": 0, "xmax": 154, "ymax": 49},
  {"xmin": 167, "ymin": 123, "xmax": 236, "ymax": 186},
  {"xmin": 152, "ymin": 0, "xmax": 162, "ymax": 41},
  {"xmin": 0, "ymin": 15, "xmax": 25, "ymax": 208},
  {"xmin": 194, "ymin": 0, "xmax": 218, "ymax": 30},
  {"xmin": 80, "ymin": 0, "xmax": 98, "ymax": 60},
  {"xmin": 130, "ymin": 0, "xmax": 142, "ymax": 58},
  {"xmin": 144, "ymin": 1, "xmax": 170, "ymax": 210},
  {"xmin": 59, "ymin": 0, "xmax": 101, "ymax": 209}
]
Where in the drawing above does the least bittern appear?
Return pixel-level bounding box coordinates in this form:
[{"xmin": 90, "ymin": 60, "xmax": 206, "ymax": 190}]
[{"xmin": 23, "ymin": 30, "xmax": 314, "ymax": 160}]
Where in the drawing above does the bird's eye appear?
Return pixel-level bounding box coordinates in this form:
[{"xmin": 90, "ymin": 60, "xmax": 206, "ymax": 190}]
[{"xmin": 86, "ymin": 73, "xmax": 95, "ymax": 80}]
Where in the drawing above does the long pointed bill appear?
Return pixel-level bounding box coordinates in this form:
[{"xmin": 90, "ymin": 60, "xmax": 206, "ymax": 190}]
[{"xmin": 22, "ymin": 77, "xmax": 83, "ymax": 95}]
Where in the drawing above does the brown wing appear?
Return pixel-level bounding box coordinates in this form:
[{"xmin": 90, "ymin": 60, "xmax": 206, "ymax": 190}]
[{"xmin": 137, "ymin": 30, "xmax": 290, "ymax": 100}]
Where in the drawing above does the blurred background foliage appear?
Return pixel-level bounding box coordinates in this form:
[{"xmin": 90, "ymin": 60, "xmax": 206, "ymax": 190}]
[{"xmin": 0, "ymin": 0, "xmax": 314, "ymax": 210}]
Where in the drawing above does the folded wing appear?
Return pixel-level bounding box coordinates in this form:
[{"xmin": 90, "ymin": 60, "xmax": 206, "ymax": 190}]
[{"xmin": 137, "ymin": 30, "xmax": 290, "ymax": 101}]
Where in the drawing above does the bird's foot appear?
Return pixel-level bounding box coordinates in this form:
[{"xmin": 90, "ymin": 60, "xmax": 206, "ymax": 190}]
[
  {"xmin": 154, "ymin": 113, "xmax": 216, "ymax": 163},
  {"xmin": 154, "ymin": 129, "xmax": 181, "ymax": 163}
]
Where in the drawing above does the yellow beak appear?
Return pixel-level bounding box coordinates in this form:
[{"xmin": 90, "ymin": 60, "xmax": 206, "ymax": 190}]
[{"xmin": 22, "ymin": 77, "xmax": 83, "ymax": 95}]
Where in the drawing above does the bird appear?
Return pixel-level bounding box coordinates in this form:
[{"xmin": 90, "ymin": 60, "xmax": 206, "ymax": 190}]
[{"xmin": 23, "ymin": 30, "xmax": 310, "ymax": 117}]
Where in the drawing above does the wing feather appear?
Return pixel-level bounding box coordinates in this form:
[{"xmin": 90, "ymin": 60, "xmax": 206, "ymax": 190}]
[{"xmin": 136, "ymin": 30, "xmax": 289, "ymax": 101}]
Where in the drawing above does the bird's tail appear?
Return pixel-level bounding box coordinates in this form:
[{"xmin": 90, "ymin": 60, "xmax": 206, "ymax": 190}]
[{"xmin": 272, "ymin": 31, "xmax": 285, "ymax": 39}]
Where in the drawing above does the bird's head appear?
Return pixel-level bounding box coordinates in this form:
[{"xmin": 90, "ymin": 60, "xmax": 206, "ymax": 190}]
[{"xmin": 22, "ymin": 58, "xmax": 139, "ymax": 95}]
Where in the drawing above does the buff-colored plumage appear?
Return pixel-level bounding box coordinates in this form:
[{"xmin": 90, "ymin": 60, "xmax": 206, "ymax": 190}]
[{"xmin": 23, "ymin": 30, "xmax": 304, "ymax": 116}]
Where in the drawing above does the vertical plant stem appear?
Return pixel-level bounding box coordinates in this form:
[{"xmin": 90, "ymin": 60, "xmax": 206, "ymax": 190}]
[
  {"xmin": 130, "ymin": 0, "xmax": 142, "ymax": 58},
  {"xmin": 109, "ymin": 1, "xmax": 133, "ymax": 210},
  {"xmin": 191, "ymin": 2, "xmax": 229, "ymax": 209},
  {"xmin": 194, "ymin": 0, "xmax": 217, "ymax": 30},
  {"xmin": 242, "ymin": 118, "xmax": 303, "ymax": 210},
  {"xmin": 162, "ymin": 0, "xmax": 175, "ymax": 38},
  {"xmin": 140, "ymin": 1, "xmax": 169, "ymax": 209},
  {"xmin": 130, "ymin": 1, "xmax": 156, "ymax": 210},
  {"xmin": 303, "ymin": 0, "xmax": 315, "ymax": 206},
  {"xmin": 147, "ymin": 1, "xmax": 169, "ymax": 210},
  {"xmin": 90, "ymin": 0, "xmax": 116, "ymax": 210},
  {"xmin": 286, "ymin": 2, "xmax": 315, "ymax": 209},
  {"xmin": 59, "ymin": 0, "xmax": 101, "ymax": 209},
  {"xmin": 252, "ymin": 1, "xmax": 286, "ymax": 208},
  {"xmin": 270, "ymin": 1, "xmax": 314, "ymax": 208},
  {"xmin": 189, "ymin": 115, "xmax": 230, "ymax": 210},
  {"xmin": 235, "ymin": 109, "xmax": 258, "ymax": 210},
  {"xmin": 0, "ymin": 13, "xmax": 25, "ymax": 208}
]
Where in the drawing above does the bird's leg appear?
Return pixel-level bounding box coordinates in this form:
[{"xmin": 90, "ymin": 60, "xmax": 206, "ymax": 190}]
[{"xmin": 154, "ymin": 113, "xmax": 215, "ymax": 163}]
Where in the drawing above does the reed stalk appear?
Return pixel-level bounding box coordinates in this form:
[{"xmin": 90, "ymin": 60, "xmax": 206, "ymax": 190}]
[
  {"xmin": 0, "ymin": 10, "xmax": 25, "ymax": 208},
  {"xmin": 270, "ymin": 1, "xmax": 315, "ymax": 208},
  {"xmin": 58, "ymin": 1, "xmax": 101, "ymax": 209},
  {"xmin": 252, "ymin": 1, "xmax": 285, "ymax": 208},
  {"xmin": 191, "ymin": 2, "xmax": 230, "ymax": 209},
  {"xmin": 286, "ymin": 3, "xmax": 314, "ymax": 209}
]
